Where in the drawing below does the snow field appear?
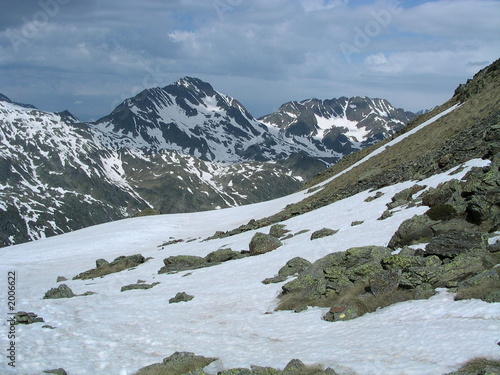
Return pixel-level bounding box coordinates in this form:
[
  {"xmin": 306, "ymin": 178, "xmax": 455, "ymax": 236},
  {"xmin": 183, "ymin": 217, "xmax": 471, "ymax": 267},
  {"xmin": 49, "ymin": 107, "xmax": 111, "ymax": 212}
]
[{"xmin": 1, "ymin": 158, "xmax": 499, "ymax": 375}]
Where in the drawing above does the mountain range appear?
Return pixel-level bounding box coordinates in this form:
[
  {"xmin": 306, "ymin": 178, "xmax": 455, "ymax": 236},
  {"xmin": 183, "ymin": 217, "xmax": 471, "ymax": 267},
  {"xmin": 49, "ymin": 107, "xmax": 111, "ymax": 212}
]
[
  {"xmin": 0, "ymin": 77, "xmax": 416, "ymax": 247},
  {"xmin": 1, "ymin": 58, "xmax": 498, "ymax": 375}
]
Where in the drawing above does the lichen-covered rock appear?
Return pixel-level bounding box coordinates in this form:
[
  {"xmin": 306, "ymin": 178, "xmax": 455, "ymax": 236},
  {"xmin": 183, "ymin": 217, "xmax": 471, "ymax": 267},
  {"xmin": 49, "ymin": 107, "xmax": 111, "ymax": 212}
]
[
  {"xmin": 169, "ymin": 292, "xmax": 194, "ymax": 303},
  {"xmin": 121, "ymin": 282, "xmax": 160, "ymax": 292},
  {"xmin": 14, "ymin": 311, "xmax": 44, "ymax": 325},
  {"xmin": 249, "ymin": 232, "xmax": 282, "ymax": 255},
  {"xmin": 424, "ymin": 231, "xmax": 488, "ymax": 258},
  {"xmin": 269, "ymin": 224, "xmax": 290, "ymax": 238},
  {"xmin": 43, "ymin": 369, "xmax": 68, "ymax": 375},
  {"xmin": 343, "ymin": 246, "xmax": 391, "ymax": 268},
  {"xmin": 159, "ymin": 255, "xmax": 208, "ymax": 274},
  {"xmin": 205, "ymin": 248, "xmax": 243, "ymax": 263},
  {"xmin": 43, "ymin": 284, "xmax": 75, "ymax": 299},
  {"xmin": 74, "ymin": 254, "xmax": 146, "ymax": 280},
  {"xmin": 310, "ymin": 228, "xmax": 338, "ymax": 240},
  {"xmin": 369, "ymin": 270, "xmax": 401, "ymax": 296},
  {"xmin": 388, "ymin": 215, "xmax": 438, "ymax": 248},
  {"xmin": 429, "ymin": 254, "xmax": 486, "ymax": 287},
  {"xmin": 323, "ymin": 305, "xmax": 361, "ymax": 322},
  {"xmin": 281, "ymin": 274, "xmax": 327, "ymax": 300},
  {"xmin": 135, "ymin": 351, "xmax": 216, "ymax": 375},
  {"xmin": 278, "ymin": 257, "xmax": 312, "ymax": 278}
]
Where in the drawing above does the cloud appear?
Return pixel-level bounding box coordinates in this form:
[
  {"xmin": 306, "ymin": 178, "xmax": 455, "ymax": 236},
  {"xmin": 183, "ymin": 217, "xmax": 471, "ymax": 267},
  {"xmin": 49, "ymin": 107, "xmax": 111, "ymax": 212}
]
[{"xmin": 0, "ymin": 0, "xmax": 498, "ymax": 119}]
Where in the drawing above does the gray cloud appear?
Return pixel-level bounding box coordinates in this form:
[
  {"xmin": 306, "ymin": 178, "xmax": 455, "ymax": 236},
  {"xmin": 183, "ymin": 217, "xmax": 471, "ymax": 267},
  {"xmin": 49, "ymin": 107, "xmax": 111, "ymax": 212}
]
[{"xmin": 0, "ymin": 0, "xmax": 498, "ymax": 120}]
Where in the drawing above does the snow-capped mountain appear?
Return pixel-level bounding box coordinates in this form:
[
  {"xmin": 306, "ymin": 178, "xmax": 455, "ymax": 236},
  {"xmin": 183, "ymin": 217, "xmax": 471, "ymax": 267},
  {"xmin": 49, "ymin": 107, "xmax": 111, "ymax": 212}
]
[
  {"xmin": 0, "ymin": 79, "xmax": 416, "ymax": 247},
  {"xmin": 0, "ymin": 95, "xmax": 322, "ymax": 247},
  {"xmin": 93, "ymin": 77, "xmax": 305, "ymax": 162},
  {"xmin": 260, "ymin": 97, "xmax": 416, "ymax": 155}
]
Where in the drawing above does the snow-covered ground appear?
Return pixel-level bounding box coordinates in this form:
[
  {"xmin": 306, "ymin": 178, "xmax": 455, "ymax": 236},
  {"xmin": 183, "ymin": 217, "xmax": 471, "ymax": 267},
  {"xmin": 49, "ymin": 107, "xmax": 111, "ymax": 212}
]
[{"xmin": 1, "ymin": 156, "xmax": 499, "ymax": 375}]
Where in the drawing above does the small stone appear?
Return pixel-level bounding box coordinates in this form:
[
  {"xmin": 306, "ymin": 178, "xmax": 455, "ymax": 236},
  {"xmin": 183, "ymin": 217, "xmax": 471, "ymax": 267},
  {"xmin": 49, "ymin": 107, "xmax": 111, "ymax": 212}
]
[
  {"xmin": 310, "ymin": 228, "xmax": 338, "ymax": 240},
  {"xmin": 169, "ymin": 292, "xmax": 194, "ymax": 304},
  {"xmin": 56, "ymin": 276, "xmax": 67, "ymax": 282}
]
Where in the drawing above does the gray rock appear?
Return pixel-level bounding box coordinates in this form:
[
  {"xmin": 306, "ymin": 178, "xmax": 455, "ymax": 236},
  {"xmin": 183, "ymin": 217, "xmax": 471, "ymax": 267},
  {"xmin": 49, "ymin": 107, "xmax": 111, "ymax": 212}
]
[
  {"xmin": 278, "ymin": 257, "xmax": 312, "ymax": 278},
  {"xmin": 310, "ymin": 228, "xmax": 338, "ymax": 240},
  {"xmin": 121, "ymin": 282, "xmax": 159, "ymax": 292},
  {"xmin": 281, "ymin": 274, "xmax": 327, "ymax": 301},
  {"xmin": 249, "ymin": 233, "xmax": 283, "ymax": 255},
  {"xmin": 369, "ymin": 269, "xmax": 401, "ymax": 296},
  {"xmin": 43, "ymin": 369, "xmax": 68, "ymax": 375},
  {"xmin": 169, "ymin": 292, "xmax": 194, "ymax": 303},
  {"xmin": 14, "ymin": 311, "xmax": 44, "ymax": 325},
  {"xmin": 323, "ymin": 305, "xmax": 361, "ymax": 322},
  {"xmin": 205, "ymin": 248, "xmax": 242, "ymax": 263},
  {"xmin": 343, "ymin": 246, "xmax": 391, "ymax": 268},
  {"xmin": 135, "ymin": 351, "xmax": 217, "ymax": 375},
  {"xmin": 43, "ymin": 284, "xmax": 75, "ymax": 299},
  {"xmin": 351, "ymin": 221, "xmax": 364, "ymax": 226},
  {"xmin": 425, "ymin": 232, "xmax": 488, "ymax": 258},
  {"xmin": 282, "ymin": 359, "xmax": 306, "ymax": 373},
  {"xmin": 388, "ymin": 214, "xmax": 438, "ymax": 248},
  {"xmin": 159, "ymin": 255, "xmax": 208, "ymax": 274},
  {"xmin": 269, "ymin": 224, "xmax": 290, "ymax": 238},
  {"xmin": 95, "ymin": 258, "xmax": 110, "ymax": 268},
  {"xmin": 56, "ymin": 276, "xmax": 67, "ymax": 282}
]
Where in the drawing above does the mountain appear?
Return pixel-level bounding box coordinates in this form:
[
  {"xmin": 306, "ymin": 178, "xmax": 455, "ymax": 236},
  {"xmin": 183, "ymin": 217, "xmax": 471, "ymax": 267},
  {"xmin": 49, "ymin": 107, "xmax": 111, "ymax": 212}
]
[
  {"xmin": 1, "ymin": 59, "xmax": 498, "ymax": 375},
  {"xmin": 0, "ymin": 78, "xmax": 416, "ymax": 247},
  {"xmin": 260, "ymin": 96, "xmax": 415, "ymax": 155},
  {"xmin": 0, "ymin": 92, "xmax": 37, "ymax": 109}
]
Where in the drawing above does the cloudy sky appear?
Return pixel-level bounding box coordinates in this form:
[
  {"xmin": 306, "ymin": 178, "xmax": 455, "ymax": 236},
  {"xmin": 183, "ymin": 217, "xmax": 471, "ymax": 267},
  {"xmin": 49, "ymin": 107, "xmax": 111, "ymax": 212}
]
[{"xmin": 0, "ymin": 0, "xmax": 498, "ymax": 121}]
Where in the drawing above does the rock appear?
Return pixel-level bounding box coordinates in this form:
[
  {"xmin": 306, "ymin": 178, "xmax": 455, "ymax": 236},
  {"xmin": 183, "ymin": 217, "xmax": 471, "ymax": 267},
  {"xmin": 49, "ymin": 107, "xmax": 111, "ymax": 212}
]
[
  {"xmin": 347, "ymin": 261, "xmax": 384, "ymax": 282},
  {"xmin": 56, "ymin": 276, "xmax": 67, "ymax": 282},
  {"xmin": 425, "ymin": 204, "xmax": 457, "ymax": 221},
  {"xmin": 169, "ymin": 292, "xmax": 194, "ymax": 303},
  {"xmin": 205, "ymin": 248, "xmax": 242, "ymax": 263},
  {"xmin": 43, "ymin": 369, "xmax": 68, "ymax": 375},
  {"xmin": 369, "ymin": 269, "xmax": 401, "ymax": 296},
  {"xmin": 425, "ymin": 232, "xmax": 488, "ymax": 258},
  {"xmin": 312, "ymin": 252, "xmax": 346, "ymax": 271},
  {"xmin": 365, "ymin": 191, "xmax": 384, "ymax": 202},
  {"xmin": 387, "ymin": 185, "xmax": 426, "ymax": 209},
  {"xmin": 249, "ymin": 233, "xmax": 283, "ymax": 255},
  {"xmin": 278, "ymin": 257, "xmax": 312, "ymax": 278},
  {"xmin": 14, "ymin": 311, "xmax": 44, "ymax": 325},
  {"xmin": 381, "ymin": 254, "xmax": 430, "ymax": 270},
  {"xmin": 135, "ymin": 351, "xmax": 217, "ymax": 375},
  {"xmin": 121, "ymin": 282, "xmax": 160, "ymax": 292},
  {"xmin": 269, "ymin": 224, "xmax": 290, "ymax": 238},
  {"xmin": 42, "ymin": 325, "xmax": 56, "ymax": 329},
  {"xmin": 43, "ymin": 284, "xmax": 75, "ymax": 299},
  {"xmin": 282, "ymin": 359, "xmax": 306, "ymax": 373},
  {"xmin": 388, "ymin": 214, "xmax": 438, "ymax": 248},
  {"xmin": 488, "ymin": 240, "xmax": 500, "ymax": 252},
  {"xmin": 429, "ymin": 254, "xmax": 486, "ymax": 288},
  {"xmin": 74, "ymin": 254, "xmax": 146, "ymax": 280},
  {"xmin": 422, "ymin": 179, "xmax": 464, "ymax": 211},
  {"xmin": 377, "ymin": 210, "xmax": 393, "ymax": 220},
  {"xmin": 310, "ymin": 228, "xmax": 338, "ymax": 240},
  {"xmin": 250, "ymin": 365, "xmax": 281, "ymax": 375},
  {"xmin": 262, "ymin": 275, "xmax": 288, "ymax": 284},
  {"xmin": 95, "ymin": 258, "xmax": 110, "ymax": 268},
  {"xmin": 281, "ymin": 274, "xmax": 327, "ymax": 301},
  {"xmin": 159, "ymin": 255, "xmax": 208, "ymax": 274},
  {"xmin": 219, "ymin": 369, "xmax": 253, "ymax": 375},
  {"xmin": 485, "ymin": 290, "xmax": 500, "ymax": 303},
  {"xmin": 343, "ymin": 246, "xmax": 391, "ymax": 268},
  {"xmin": 323, "ymin": 305, "xmax": 361, "ymax": 322},
  {"xmin": 351, "ymin": 221, "xmax": 364, "ymax": 226}
]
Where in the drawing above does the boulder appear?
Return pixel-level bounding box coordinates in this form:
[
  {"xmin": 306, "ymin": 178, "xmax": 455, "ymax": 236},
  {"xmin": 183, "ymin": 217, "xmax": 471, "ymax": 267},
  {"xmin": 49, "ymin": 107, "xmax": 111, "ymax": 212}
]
[
  {"xmin": 159, "ymin": 255, "xmax": 207, "ymax": 274},
  {"xmin": 277, "ymin": 257, "xmax": 312, "ymax": 278},
  {"xmin": 135, "ymin": 351, "xmax": 216, "ymax": 375},
  {"xmin": 388, "ymin": 214, "xmax": 438, "ymax": 248},
  {"xmin": 14, "ymin": 311, "xmax": 44, "ymax": 325},
  {"xmin": 269, "ymin": 224, "xmax": 290, "ymax": 238},
  {"xmin": 205, "ymin": 248, "xmax": 243, "ymax": 263},
  {"xmin": 121, "ymin": 282, "xmax": 159, "ymax": 292},
  {"xmin": 343, "ymin": 246, "xmax": 391, "ymax": 268},
  {"xmin": 169, "ymin": 292, "xmax": 194, "ymax": 304},
  {"xmin": 249, "ymin": 233, "xmax": 282, "ymax": 255},
  {"xmin": 369, "ymin": 270, "xmax": 401, "ymax": 296},
  {"xmin": 281, "ymin": 274, "xmax": 327, "ymax": 301},
  {"xmin": 43, "ymin": 369, "xmax": 68, "ymax": 375},
  {"xmin": 425, "ymin": 232, "xmax": 488, "ymax": 259},
  {"xmin": 43, "ymin": 284, "xmax": 75, "ymax": 299},
  {"xmin": 310, "ymin": 228, "xmax": 339, "ymax": 240},
  {"xmin": 323, "ymin": 305, "xmax": 361, "ymax": 322},
  {"xmin": 74, "ymin": 254, "xmax": 146, "ymax": 280}
]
